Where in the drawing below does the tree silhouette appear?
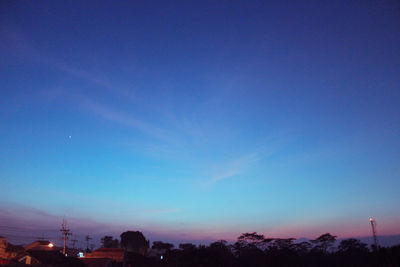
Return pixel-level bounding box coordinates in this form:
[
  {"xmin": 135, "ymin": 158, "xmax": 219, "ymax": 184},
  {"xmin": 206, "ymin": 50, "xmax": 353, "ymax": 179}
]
[
  {"xmin": 270, "ymin": 238, "xmax": 295, "ymax": 250},
  {"xmin": 140, "ymin": 233, "xmax": 400, "ymax": 267},
  {"xmin": 152, "ymin": 241, "xmax": 174, "ymax": 251},
  {"xmin": 235, "ymin": 232, "xmax": 272, "ymax": 251},
  {"xmin": 120, "ymin": 231, "xmax": 149, "ymax": 255},
  {"xmin": 209, "ymin": 240, "xmax": 228, "ymax": 250},
  {"xmin": 179, "ymin": 243, "xmax": 196, "ymax": 251},
  {"xmin": 311, "ymin": 233, "xmax": 337, "ymax": 253},
  {"xmin": 293, "ymin": 241, "xmax": 312, "ymax": 255},
  {"xmin": 338, "ymin": 238, "xmax": 369, "ymax": 253}
]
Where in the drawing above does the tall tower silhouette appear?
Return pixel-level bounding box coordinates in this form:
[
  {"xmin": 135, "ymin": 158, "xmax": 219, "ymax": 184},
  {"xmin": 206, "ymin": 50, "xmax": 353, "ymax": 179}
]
[{"xmin": 369, "ymin": 217, "xmax": 379, "ymax": 250}]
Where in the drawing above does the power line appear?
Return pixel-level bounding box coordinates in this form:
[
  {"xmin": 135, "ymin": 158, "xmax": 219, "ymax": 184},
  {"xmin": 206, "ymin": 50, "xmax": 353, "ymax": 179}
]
[
  {"xmin": 71, "ymin": 235, "xmax": 78, "ymax": 249},
  {"xmin": 85, "ymin": 235, "xmax": 92, "ymax": 251}
]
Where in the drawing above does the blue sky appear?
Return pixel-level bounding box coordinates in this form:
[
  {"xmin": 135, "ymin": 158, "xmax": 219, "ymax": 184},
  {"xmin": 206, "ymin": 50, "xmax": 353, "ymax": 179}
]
[{"xmin": 1, "ymin": 1, "xmax": 400, "ymax": 244}]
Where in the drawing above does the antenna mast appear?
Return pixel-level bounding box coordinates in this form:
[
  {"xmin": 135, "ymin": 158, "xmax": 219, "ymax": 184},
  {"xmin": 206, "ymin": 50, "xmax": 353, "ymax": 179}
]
[{"xmin": 369, "ymin": 217, "xmax": 379, "ymax": 250}]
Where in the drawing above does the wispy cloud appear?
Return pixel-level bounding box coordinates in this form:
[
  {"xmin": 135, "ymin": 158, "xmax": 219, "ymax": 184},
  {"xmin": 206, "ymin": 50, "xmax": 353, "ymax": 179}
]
[
  {"xmin": 2, "ymin": 29, "xmax": 182, "ymax": 145},
  {"xmin": 205, "ymin": 153, "xmax": 260, "ymax": 186},
  {"xmin": 199, "ymin": 130, "xmax": 295, "ymax": 186},
  {"xmin": 81, "ymin": 99, "xmax": 179, "ymax": 143},
  {"xmin": 1, "ymin": 28, "xmax": 242, "ymax": 152},
  {"xmin": 56, "ymin": 64, "xmax": 138, "ymax": 101},
  {"xmin": 1, "ymin": 27, "xmax": 136, "ymax": 102}
]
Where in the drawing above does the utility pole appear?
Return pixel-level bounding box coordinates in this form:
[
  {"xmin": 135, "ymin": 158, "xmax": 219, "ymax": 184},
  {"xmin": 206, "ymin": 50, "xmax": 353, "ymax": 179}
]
[
  {"xmin": 369, "ymin": 217, "xmax": 379, "ymax": 251},
  {"xmin": 85, "ymin": 235, "xmax": 92, "ymax": 252},
  {"xmin": 60, "ymin": 218, "xmax": 71, "ymax": 256}
]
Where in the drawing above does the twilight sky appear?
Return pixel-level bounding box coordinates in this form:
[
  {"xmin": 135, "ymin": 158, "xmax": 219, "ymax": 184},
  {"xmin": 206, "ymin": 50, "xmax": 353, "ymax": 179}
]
[{"xmin": 1, "ymin": 1, "xmax": 400, "ymax": 246}]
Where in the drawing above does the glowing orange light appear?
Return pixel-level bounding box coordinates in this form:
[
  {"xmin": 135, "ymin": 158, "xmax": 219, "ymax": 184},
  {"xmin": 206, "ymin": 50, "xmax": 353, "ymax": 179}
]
[{"xmin": 48, "ymin": 243, "xmax": 54, "ymax": 248}]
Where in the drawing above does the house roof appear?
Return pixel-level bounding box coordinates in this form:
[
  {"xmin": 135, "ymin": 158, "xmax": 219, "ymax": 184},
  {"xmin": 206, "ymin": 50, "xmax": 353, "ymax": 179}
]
[
  {"xmin": 18, "ymin": 251, "xmax": 86, "ymax": 266},
  {"xmin": 32, "ymin": 240, "xmax": 51, "ymax": 245},
  {"xmin": 25, "ymin": 240, "xmax": 58, "ymax": 251},
  {"xmin": 18, "ymin": 250, "xmax": 65, "ymax": 264}
]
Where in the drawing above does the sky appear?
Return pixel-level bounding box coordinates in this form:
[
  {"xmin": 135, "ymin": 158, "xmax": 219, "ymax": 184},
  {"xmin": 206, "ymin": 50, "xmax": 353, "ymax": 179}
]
[{"xmin": 1, "ymin": 1, "xmax": 400, "ymax": 247}]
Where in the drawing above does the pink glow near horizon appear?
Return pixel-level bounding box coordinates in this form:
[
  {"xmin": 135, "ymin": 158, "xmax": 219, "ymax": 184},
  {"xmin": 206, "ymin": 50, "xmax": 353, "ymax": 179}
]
[{"xmin": 1, "ymin": 203, "xmax": 400, "ymax": 244}]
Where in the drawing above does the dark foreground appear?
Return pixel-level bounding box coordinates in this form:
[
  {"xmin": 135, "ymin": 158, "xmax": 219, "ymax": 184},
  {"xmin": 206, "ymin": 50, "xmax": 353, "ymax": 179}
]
[{"xmin": 3, "ymin": 232, "xmax": 400, "ymax": 266}]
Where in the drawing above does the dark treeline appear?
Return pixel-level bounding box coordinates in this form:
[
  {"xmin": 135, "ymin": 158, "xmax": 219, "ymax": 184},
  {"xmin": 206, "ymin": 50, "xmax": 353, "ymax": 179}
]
[
  {"xmin": 131, "ymin": 232, "xmax": 400, "ymax": 267},
  {"xmin": 3, "ymin": 231, "xmax": 400, "ymax": 266}
]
